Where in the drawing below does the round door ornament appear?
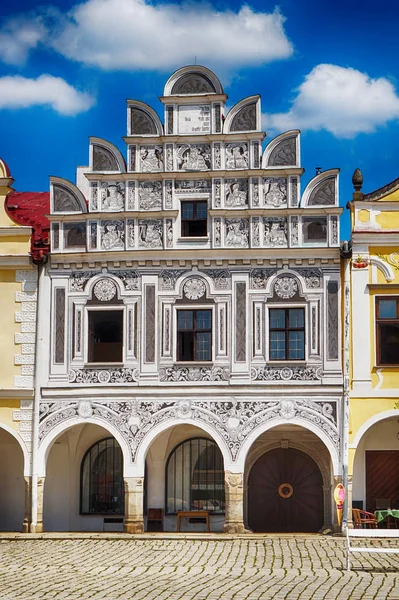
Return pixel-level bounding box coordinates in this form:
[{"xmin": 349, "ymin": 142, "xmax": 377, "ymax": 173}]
[{"xmin": 278, "ymin": 483, "xmax": 294, "ymax": 499}]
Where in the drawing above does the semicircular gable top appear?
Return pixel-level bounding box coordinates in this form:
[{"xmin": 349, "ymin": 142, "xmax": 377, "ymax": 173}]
[
  {"xmin": 224, "ymin": 96, "xmax": 260, "ymax": 133},
  {"xmin": 301, "ymin": 170, "xmax": 339, "ymax": 208},
  {"xmin": 262, "ymin": 131, "xmax": 300, "ymax": 168},
  {"xmin": 164, "ymin": 65, "xmax": 224, "ymax": 96},
  {"xmin": 90, "ymin": 138, "xmax": 126, "ymax": 172},
  {"xmin": 50, "ymin": 177, "xmax": 88, "ymax": 214},
  {"xmin": 127, "ymin": 101, "xmax": 163, "ymax": 136}
]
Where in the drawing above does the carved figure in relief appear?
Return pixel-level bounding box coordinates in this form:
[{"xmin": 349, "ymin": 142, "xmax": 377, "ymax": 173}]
[
  {"xmin": 101, "ymin": 183, "xmax": 124, "ymax": 211},
  {"xmin": 226, "ymin": 182, "xmax": 247, "ymax": 207},
  {"xmin": 140, "ymin": 146, "xmax": 163, "ymax": 172},
  {"xmin": 225, "ymin": 143, "xmax": 248, "ymax": 169},
  {"xmin": 139, "ymin": 181, "xmax": 162, "ymax": 210},
  {"xmin": 225, "ymin": 220, "xmax": 248, "ymax": 246},
  {"xmin": 101, "ymin": 222, "xmax": 125, "ymax": 250},
  {"xmin": 177, "ymin": 145, "xmax": 211, "ymax": 171},
  {"xmin": 139, "ymin": 221, "xmax": 163, "ymax": 248},
  {"xmin": 264, "ymin": 179, "xmax": 287, "ymax": 207},
  {"xmin": 264, "ymin": 219, "xmax": 287, "ymax": 247}
]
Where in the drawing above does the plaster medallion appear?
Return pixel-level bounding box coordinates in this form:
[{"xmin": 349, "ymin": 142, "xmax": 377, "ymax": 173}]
[
  {"xmin": 93, "ymin": 279, "xmax": 117, "ymax": 301},
  {"xmin": 274, "ymin": 277, "xmax": 298, "ymax": 299},
  {"xmin": 183, "ymin": 278, "xmax": 206, "ymax": 300},
  {"xmin": 177, "ymin": 399, "xmax": 192, "ymax": 418},
  {"xmin": 280, "ymin": 367, "xmax": 293, "ymax": 381},
  {"xmin": 97, "ymin": 370, "xmax": 111, "ymax": 384},
  {"xmin": 280, "ymin": 400, "xmax": 296, "ymax": 419},
  {"xmin": 78, "ymin": 401, "xmax": 93, "ymax": 419}
]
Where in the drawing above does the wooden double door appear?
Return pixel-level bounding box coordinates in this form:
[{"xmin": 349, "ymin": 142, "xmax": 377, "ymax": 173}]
[
  {"xmin": 248, "ymin": 448, "xmax": 324, "ymax": 533},
  {"xmin": 366, "ymin": 451, "xmax": 399, "ymax": 511}
]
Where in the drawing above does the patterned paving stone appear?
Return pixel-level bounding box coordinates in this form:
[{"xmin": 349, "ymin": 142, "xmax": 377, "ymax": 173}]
[{"xmin": 0, "ymin": 536, "xmax": 399, "ymax": 599}]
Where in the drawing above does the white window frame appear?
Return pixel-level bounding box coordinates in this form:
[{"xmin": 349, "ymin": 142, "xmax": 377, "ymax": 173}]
[
  {"xmin": 266, "ymin": 303, "xmax": 309, "ymax": 363},
  {"xmin": 84, "ymin": 305, "xmax": 126, "ymax": 366},
  {"xmin": 173, "ymin": 304, "xmax": 215, "ymax": 364}
]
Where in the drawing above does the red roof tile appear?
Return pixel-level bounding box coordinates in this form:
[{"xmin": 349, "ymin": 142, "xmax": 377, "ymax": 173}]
[{"xmin": 5, "ymin": 191, "xmax": 50, "ymax": 263}]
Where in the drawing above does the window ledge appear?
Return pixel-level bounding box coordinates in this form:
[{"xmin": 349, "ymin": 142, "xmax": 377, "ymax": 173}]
[
  {"xmin": 177, "ymin": 236, "xmax": 209, "ymax": 242},
  {"xmin": 174, "ymin": 362, "xmax": 213, "ymax": 366},
  {"xmin": 266, "ymin": 361, "xmax": 308, "ymax": 365},
  {"xmin": 373, "ymin": 365, "xmax": 399, "ymax": 369},
  {"xmin": 84, "ymin": 363, "xmax": 124, "ymax": 368}
]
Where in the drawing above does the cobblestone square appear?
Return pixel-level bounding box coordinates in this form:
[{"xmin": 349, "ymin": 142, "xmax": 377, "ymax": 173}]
[{"xmin": 1, "ymin": 535, "xmax": 399, "ymax": 599}]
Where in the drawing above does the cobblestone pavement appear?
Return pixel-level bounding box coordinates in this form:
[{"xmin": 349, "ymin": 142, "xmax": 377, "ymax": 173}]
[{"xmin": 1, "ymin": 535, "xmax": 399, "ymax": 599}]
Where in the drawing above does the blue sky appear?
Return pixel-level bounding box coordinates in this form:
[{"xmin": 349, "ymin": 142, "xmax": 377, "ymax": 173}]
[{"xmin": 1, "ymin": 0, "xmax": 399, "ymax": 239}]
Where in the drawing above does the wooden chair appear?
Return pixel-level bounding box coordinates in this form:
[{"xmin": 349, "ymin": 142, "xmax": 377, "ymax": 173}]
[
  {"xmin": 353, "ymin": 508, "xmax": 378, "ymax": 529},
  {"xmin": 375, "ymin": 499, "xmax": 397, "ymax": 529}
]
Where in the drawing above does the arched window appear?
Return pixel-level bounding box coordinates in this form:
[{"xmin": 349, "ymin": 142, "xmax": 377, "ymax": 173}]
[
  {"xmin": 80, "ymin": 437, "xmax": 124, "ymax": 515},
  {"xmin": 166, "ymin": 438, "xmax": 224, "ymax": 514}
]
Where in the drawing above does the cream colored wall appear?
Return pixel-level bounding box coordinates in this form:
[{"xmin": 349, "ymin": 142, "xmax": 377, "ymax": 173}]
[
  {"xmin": 352, "ymin": 417, "xmax": 399, "ymax": 505},
  {"xmin": 0, "ymin": 400, "xmax": 21, "ymax": 433},
  {"xmin": 0, "ymin": 271, "xmax": 22, "ymax": 389},
  {"xmin": 0, "ymin": 428, "xmax": 25, "ymax": 531}
]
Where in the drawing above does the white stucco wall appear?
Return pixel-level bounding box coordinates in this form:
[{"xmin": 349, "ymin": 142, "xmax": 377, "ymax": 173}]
[{"xmin": 0, "ymin": 429, "xmax": 25, "ymax": 531}]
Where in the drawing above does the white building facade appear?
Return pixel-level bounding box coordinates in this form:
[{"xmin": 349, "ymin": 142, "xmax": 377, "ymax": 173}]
[{"xmin": 34, "ymin": 66, "xmax": 343, "ymax": 534}]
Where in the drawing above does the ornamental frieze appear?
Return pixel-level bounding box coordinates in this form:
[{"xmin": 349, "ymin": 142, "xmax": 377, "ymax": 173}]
[
  {"xmin": 68, "ymin": 367, "xmax": 139, "ymax": 384},
  {"xmin": 38, "ymin": 397, "xmax": 339, "ymax": 462},
  {"xmin": 159, "ymin": 365, "xmax": 230, "ymax": 382},
  {"xmin": 251, "ymin": 365, "xmax": 322, "ymax": 382}
]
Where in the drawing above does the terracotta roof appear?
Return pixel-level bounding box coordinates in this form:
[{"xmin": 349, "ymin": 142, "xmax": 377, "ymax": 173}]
[
  {"xmin": 363, "ymin": 176, "xmax": 399, "ymax": 202},
  {"xmin": 5, "ymin": 191, "xmax": 50, "ymax": 262}
]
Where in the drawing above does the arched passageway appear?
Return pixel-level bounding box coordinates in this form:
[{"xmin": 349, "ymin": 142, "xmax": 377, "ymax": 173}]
[{"xmin": 0, "ymin": 427, "xmax": 26, "ymax": 531}]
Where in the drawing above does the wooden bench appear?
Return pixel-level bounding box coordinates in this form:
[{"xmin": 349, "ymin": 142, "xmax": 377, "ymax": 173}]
[
  {"xmin": 346, "ymin": 528, "xmax": 399, "ymax": 571},
  {"xmin": 176, "ymin": 511, "xmax": 210, "ymax": 532}
]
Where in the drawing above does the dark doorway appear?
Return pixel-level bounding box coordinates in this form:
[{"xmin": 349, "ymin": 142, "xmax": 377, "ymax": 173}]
[
  {"xmin": 366, "ymin": 451, "xmax": 399, "ymax": 511},
  {"xmin": 248, "ymin": 447, "xmax": 324, "ymax": 532}
]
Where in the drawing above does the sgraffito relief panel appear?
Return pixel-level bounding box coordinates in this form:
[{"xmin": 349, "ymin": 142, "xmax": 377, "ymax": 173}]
[
  {"xmin": 140, "ymin": 146, "xmax": 164, "ymax": 172},
  {"xmin": 138, "ymin": 181, "xmax": 162, "ymax": 210},
  {"xmin": 129, "ymin": 146, "xmax": 137, "ymax": 172},
  {"xmin": 101, "ymin": 182, "xmax": 125, "ymax": 211},
  {"xmin": 54, "ymin": 288, "xmax": 65, "ymax": 364},
  {"xmin": 127, "ymin": 181, "xmax": 136, "ymax": 210},
  {"xmin": 264, "ymin": 178, "xmax": 287, "ymax": 208},
  {"xmin": 225, "ymin": 179, "xmax": 248, "ymax": 207},
  {"xmin": 263, "ymin": 217, "xmax": 288, "ymax": 247},
  {"xmin": 100, "ymin": 220, "xmax": 125, "ymax": 250},
  {"xmin": 130, "ymin": 108, "xmax": 157, "ymax": 135},
  {"xmin": 225, "ymin": 219, "xmax": 249, "ymax": 247},
  {"xmin": 327, "ymin": 281, "xmax": 339, "ymax": 360},
  {"xmin": 225, "ymin": 143, "xmax": 249, "ymax": 169},
  {"xmin": 145, "ymin": 285, "xmax": 156, "ymax": 363},
  {"xmin": 268, "ymin": 138, "xmax": 296, "ymax": 167},
  {"xmin": 177, "ymin": 144, "xmax": 211, "ymax": 171},
  {"xmin": 138, "ymin": 220, "xmax": 163, "ymax": 248},
  {"xmin": 175, "ymin": 180, "xmax": 210, "ymax": 194},
  {"xmin": 235, "ymin": 282, "xmax": 246, "ymax": 362},
  {"xmin": 93, "ymin": 145, "xmax": 118, "ymax": 171}
]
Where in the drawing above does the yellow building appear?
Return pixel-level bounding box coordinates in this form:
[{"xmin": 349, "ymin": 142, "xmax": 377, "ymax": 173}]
[
  {"xmin": 0, "ymin": 158, "xmax": 48, "ymax": 532},
  {"xmin": 347, "ymin": 169, "xmax": 399, "ymax": 521}
]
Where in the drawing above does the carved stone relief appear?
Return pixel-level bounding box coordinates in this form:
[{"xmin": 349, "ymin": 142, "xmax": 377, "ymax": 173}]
[
  {"xmin": 131, "ymin": 108, "xmax": 157, "ymax": 135},
  {"xmin": 166, "ymin": 219, "xmax": 173, "ymax": 248},
  {"xmin": 166, "ymin": 106, "xmax": 173, "ymax": 135},
  {"xmin": 274, "ymin": 276, "xmax": 298, "ymax": 299},
  {"xmin": 93, "ymin": 145, "xmax": 119, "ymax": 171},
  {"xmin": 39, "ymin": 396, "xmax": 338, "ymax": 463},
  {"xmin": 214, "ymin": 179, "xmax": 221, "ymax": 208},
  {"xmin": 172, "ymin": 73, "xmax": 216, "ymax": 94},
  {"xmin": 129, "ymin": 146, "xmax": 136, "ymax": 172},
  {"xmin": 214, "ymin": 218, "xmax": 221, "ymax": 247},
  {"xmin": 309, "ymin": 178, "xmax": 336, "ymax": 206},
  {"xmin": 159, "ymin": 366, "xmax": 230, "ymax": 383},
  {"xmin": 230, "ymin": 103, "xmax": 256, "ymax": 132},
  {"xmin": 290, "ymin": 177, "xmax": 298, "ymax": 207},
  {"xmin": 93, "ymin": 279, "xmax": 117, "ymax": 302},
  {"xmin": 177, "ymin": 144, "xmax": 211, "ymax": 171},
  {"xmin": 290, "ymin": 216, "xmax": 299, "ymax": 246},
  {"xmin": 127, "ymin": 181, "xmax": 136, "ymax": 210},
  {"xmin": 140, "ymin": 146, "xmax": 164, "ymax": 173},
  {"xmin": 225, "ymin": 219, "xmax": 249, "ymax": 247},
  {"xmin": 225, "ymin": 143, "xmax": 249, "ymax": 169},
  {"xmin": 264, "ymin": 177, "xmax": 287, "ymax": 208},
  {"xmin": 268, "ymin": 138, "xmax": 296, "ymax": 166},
  {"xmin": 100, "ymin": 220, "xmax": 125, "ymax": 250},
  {"xmin": 165, "ymin": 145, "xmax": 173, "ymax": 171},
  {"xmin": 202, "ymin": 269, "xmax": 230, "ymax": 289},
  {"xmin": 138, "ymin": 220, "xmax": 163, "ymax": 248},
  {"xmin": 138, "ymin": 181, "xmax": 162, "ymax": 210},
  {"xmin": 263, "ymin": 217, "xmax": 287, "ymax": 247},
  {"xmin": 101, "ymin": 182, "xmax": 125, "ymax": 211},
  {"xmin": 183, "ymin": 278, "xmax": 206, "ymax": 300},
  {"xmin": 252, "ymin": 178, "xmax": 259, "ymax": 207},
  {"xmin": 175, "ymin": 180, "xmax": 210, "ymax": 194},
  {"xmin": 213, "ymin": 143, "xmax": 221, "ymax": 169},
  {"xmin": 165, "ymin": 180, "xmax": 173, "ymax": 209},
  {"xmin": 327, "ymin": 281, "xmax": 339, "ymax": 360},
  {"xmin": 70, "ymin": 270, "xmax": 139, "ymax": 292},
  {"xmin": 90, "ymin": 183, "xmax": 98, "ymax": 211},
  {"xmin": 225, "ymin": 179, "xmax": 248, "ymax": 207},
  {"xmin": 252, "ymin": 218, "xmax": 260, "ymax": 247},
  {"xmin": 159, "ymin": 269, "xmax": 187, "ymax": 291},
  {"xmin": 53, "ymin": 185, "xmax": 81, "ymax": 213}
]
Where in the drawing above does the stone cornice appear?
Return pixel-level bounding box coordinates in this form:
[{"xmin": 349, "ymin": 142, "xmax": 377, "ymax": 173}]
[{"xmin": 83, "ymin": 167, "xmax": 304, "ymax": 181}]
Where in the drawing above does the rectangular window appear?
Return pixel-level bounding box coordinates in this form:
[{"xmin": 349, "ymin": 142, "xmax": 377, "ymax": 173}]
[
  {"xmin": 269, "ymin": 308, "xmax": 305, "ymax": 360},
  {"xmin": 64, "ymin": 222, "xmax": 86, "ymax": 249},
  {"xmin": 302, "ymin": 217, "xmax": 327, "ymax": 244},
  {"xmin": 181, "ymin": 201, "xmax": 208, "ymax": 237},
  {"xmin": 88, "ymin": 310, "xmax": 123, "ymax": 363},
  {"xmin": 376, "ymin": 297, "xmax": 399, "ymax": 365},
  {"xmin": 177, "ymin": 309, "xmax": 212, "ymax": 361}
]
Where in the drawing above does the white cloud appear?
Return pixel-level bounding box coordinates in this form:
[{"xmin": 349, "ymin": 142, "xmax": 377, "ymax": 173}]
[
  {"xmin": 0, "ymin": 75, "xmax": 95, "ymax": 115},
  {"xmin": 0, "ymin": 0, "xmax": 293, "ymax": 70},
  {"xmin": 0, "ymin": 17, "xmax": 46, "ymax": 65},
  {"xmin": 263, "ymin": 64, "xmax": 399, "ymax": 138}
]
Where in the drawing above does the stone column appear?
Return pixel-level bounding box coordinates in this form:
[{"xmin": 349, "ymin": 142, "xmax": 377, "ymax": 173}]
[
  {"xmin": 124, "ymin": 477, "xmax": 144, "ymax": 534},
  {"xmin": 22, "ymin": 476, "xmax": 31, "ymax": 533},
  {"xmin": 30, "ymin": 477, "xmax": 45, "ymax": 533},
  {"xmin": 223, "ymin": 472, "xmax": 248, "ymax": 533}
]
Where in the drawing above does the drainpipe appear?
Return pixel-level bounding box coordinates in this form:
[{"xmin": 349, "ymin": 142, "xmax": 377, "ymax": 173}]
[
  {"xmin": 30, "ymin": 256, "xmax": 47, "ymax": 532},
  {"xmin": 341, "ymin": 240, "xmax": 352, "ymax": 531}
]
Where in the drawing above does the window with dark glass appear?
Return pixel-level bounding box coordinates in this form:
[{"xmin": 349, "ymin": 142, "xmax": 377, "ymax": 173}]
[
  {"xmin": 88, "ymin": 310, "xmax": 123, "ymax": 363},
  {"xmin": 64, "ymin": 222, "xmax": 86, "ymax": 249},
  {"xmin": 177, "ymin": 309, "xmax": 212, "ymax": 361},
  {"xmin": 81, "ymin": 437, "xmax": 124, "ymax": 515},
  {"xmin": 181, "ymin": 201, "xmax": 207, "ymax": 237},
  {"xmin": 303, "ymin": 217, "xmax": 327, "ymax": 244},
  {"xmin": 376, "ymin": 297, "xmax": 399, "ymax": 365},
  {"xmin": 166, "ymin": 438, "xmax": 225, "ymax": 514},
  {"xmin": 269, "ymin": 308, "xmax": 305, "ymax": 360}
]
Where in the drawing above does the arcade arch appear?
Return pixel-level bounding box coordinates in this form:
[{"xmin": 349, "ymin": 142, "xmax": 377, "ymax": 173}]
[{"xmin": 0, "ymin": 426, "xmax": 27, "ymax": 531}]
